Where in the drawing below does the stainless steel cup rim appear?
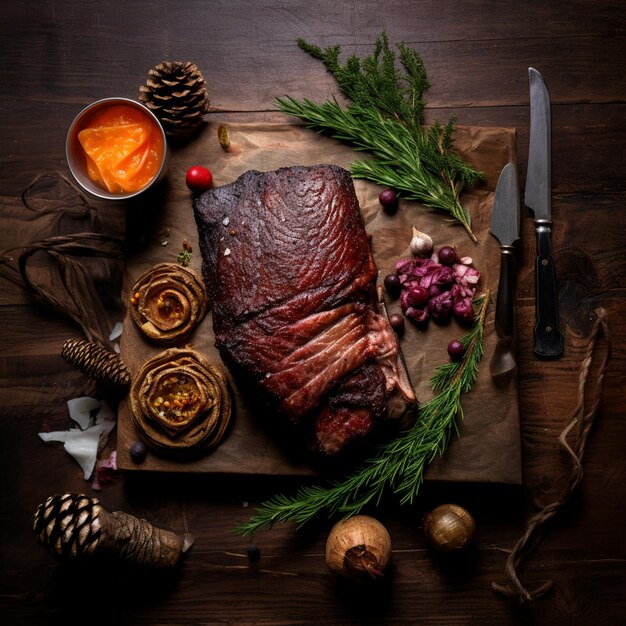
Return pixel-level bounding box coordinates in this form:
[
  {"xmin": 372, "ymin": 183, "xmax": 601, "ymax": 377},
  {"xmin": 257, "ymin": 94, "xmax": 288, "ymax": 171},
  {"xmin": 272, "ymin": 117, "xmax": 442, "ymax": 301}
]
[{"xmin": 66, "ymin": 97, "xmax": 168, "ymax": 200}]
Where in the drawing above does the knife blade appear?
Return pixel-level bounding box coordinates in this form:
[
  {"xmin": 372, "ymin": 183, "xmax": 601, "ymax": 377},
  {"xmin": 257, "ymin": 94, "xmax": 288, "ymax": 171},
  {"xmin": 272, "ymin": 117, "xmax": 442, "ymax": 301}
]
[
  {"xmin": 489, "ymin": 162, "xmax": 520, "ymax": 379},
  {"xmin": 525, "ymin": 67, "xmax": 564, "ymax": 359}
]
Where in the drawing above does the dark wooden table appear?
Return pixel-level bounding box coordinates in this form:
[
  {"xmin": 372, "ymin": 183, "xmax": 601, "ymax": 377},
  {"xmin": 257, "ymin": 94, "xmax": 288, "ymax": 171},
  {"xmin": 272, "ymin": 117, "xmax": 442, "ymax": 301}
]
[{"xmin": 1, "ymin": 2, "xmax": 624, "ymax": 624}]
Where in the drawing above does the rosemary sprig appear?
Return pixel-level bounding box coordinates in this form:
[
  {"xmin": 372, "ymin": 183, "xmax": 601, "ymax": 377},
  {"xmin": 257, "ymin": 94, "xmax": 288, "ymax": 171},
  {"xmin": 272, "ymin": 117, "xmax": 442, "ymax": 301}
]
[
  {"xmin": 235, "ymin": 293, "xmax": 490, "ymax": 536},
  {"xmin": 296, "ymin": 33, "xmax": 429, "ymax": 133},
  {"xmin": 277, "ymin": 97, "xmax": 476, "ymax": 239},
  {"xmin": 277, "ymin": 33, "xmax": 484, "ymax": 242}
]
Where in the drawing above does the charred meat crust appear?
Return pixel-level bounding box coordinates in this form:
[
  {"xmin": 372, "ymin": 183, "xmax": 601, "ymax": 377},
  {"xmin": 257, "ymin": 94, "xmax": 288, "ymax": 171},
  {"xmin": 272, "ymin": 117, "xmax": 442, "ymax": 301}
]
[{"xmin": 193, "ymin": 164, "xmax": 415, "ymax": 454}]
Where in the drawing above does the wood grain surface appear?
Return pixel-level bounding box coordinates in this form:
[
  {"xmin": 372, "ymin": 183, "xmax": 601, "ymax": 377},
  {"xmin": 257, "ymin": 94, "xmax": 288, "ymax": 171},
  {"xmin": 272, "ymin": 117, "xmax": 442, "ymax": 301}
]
[{"xmin": 1, "ymin": 2, "xmax": 624, "ymax": 624}]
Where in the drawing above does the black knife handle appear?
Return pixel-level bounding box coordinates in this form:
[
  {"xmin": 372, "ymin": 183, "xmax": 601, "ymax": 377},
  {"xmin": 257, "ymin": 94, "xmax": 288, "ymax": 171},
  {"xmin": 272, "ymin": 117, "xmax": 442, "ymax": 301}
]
[
  {"xmin": 495, "ymin": 246, "xmax": 516, "ymax": 339},
  {"xmin": 534, "ymin": 222, "xmax": 564, "ymax": 358}
]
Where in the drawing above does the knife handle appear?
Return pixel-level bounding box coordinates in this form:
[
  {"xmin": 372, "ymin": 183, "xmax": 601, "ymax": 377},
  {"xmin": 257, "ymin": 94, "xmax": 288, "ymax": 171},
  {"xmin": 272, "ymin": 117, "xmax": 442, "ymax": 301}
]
[
  {"xmin": 534, "ymin": 222, "xmax": 564, "ymax": 358},
  {"xmin": 495, "ymin": 246, "xmax": 516, "ymax": 340}
]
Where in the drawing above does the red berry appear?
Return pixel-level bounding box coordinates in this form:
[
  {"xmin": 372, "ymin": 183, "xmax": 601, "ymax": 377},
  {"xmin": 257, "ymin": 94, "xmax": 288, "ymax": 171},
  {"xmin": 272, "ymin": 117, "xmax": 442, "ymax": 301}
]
[
  {"xmin": 388, "ymin": 313, "xmax": 405, "ymax": 335},
  {"xmin": 129, "ymin": 440, "xmax": 147, "ymax": 463},
  {"xmin": 384, "ymin": 273, "xmax": 401, "ymax": 297},
  {"xmin": 186, "ymin": 166, "xmax": 213, "ymax": 193},
  {"xmin": 447, "ymin": 339, "xmax": 466, "ymax": 360},
  {"xmin": 407, "ymin": 286, "xmax": 429, "ymax": 308},
  {"xmin": 378, "ymin": 188, "xmax": 398, "ymax": 212},
  {"xmin": 438, "ymin": 245, "xmax": 458, "ymax": 266}
]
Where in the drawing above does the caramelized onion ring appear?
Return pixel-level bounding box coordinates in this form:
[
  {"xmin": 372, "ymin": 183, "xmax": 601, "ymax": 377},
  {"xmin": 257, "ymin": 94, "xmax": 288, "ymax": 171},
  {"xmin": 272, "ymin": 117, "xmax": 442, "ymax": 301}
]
[
  {"xmin": 130, "ymin": 263, "xmax": 208, "ymax": 344},
  {"xmin": 130, "ymin": 347, "xmax": 232, "ymax": 455}
]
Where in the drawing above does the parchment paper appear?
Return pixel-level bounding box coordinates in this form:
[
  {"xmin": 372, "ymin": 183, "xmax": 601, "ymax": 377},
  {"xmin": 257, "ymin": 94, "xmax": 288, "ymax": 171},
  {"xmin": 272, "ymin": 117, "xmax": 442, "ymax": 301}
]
[{"xmin": 117, "ymin": 121, "xmax": 521, "ymax": 485}]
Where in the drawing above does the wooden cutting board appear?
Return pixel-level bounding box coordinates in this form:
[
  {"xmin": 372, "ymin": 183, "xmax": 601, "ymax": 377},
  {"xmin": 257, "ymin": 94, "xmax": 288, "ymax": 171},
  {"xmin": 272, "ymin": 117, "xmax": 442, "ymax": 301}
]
[{"xmin": 116, "ymin": 120, "xmax": 521, "ymax": 485}]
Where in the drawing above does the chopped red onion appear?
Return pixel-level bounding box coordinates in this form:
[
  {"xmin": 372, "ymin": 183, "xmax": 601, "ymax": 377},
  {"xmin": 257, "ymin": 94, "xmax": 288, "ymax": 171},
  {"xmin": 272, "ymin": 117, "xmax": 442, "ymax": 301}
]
[{"xmin": 394, "ymin": 247, "xmax": 481, "ymax": 325}]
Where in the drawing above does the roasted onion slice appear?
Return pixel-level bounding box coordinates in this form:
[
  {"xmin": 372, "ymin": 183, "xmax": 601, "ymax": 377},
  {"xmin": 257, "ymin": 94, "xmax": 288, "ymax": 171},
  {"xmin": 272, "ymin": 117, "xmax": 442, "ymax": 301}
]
[
  {"xmin": 129, "ymin": 263, "xmax": 208, "ymax": 344},
  {"xmin": 130, "ymin": 347, "xmax": 232, "ymax": 455}
]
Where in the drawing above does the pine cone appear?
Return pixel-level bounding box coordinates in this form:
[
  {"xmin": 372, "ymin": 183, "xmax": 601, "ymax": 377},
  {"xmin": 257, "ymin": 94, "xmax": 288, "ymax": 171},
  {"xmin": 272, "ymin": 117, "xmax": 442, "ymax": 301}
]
[
  {"xmin": 33, "ymin": 493, "xmax": 192, "ymax": 567},
  {"xmin": 62, "ymin": 338, "xmax": 131, "ymax": 388},
  {"xmin": 33, "ymin": 493, "xmax": 104, "ymax": 559},
  {"xmin": 139, "ymin": 61, "xmax": 210, "ymax": 140}
]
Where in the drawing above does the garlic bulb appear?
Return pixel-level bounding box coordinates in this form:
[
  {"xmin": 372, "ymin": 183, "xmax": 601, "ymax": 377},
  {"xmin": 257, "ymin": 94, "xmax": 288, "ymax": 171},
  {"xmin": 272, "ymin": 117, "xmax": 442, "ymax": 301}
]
[
  {"xmin": 423, "ymin": 504, "xmax": 475, "ymax": 552},
  {"xmin": 325, "ymin": 515, "xmax": 392, "ymax": 580},
  {"xmin": 410, "ymin": 227, "xmax": 433, "ymax": 257}
]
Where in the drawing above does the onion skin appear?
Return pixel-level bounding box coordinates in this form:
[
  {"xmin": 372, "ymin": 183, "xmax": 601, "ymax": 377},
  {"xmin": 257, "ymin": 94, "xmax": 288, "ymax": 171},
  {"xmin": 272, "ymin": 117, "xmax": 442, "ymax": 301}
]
[
  {"xmin": 325, "ymin": 515, "xmax": 392, "ymax": 581},
  {"xmin": 423, "ymin": 504, "xmax": 475, "ymax": 552}
]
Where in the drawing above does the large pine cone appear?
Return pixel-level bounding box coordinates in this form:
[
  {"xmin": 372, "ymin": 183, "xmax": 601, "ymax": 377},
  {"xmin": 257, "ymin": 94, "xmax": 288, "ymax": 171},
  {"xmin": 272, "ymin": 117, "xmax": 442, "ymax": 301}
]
[
  {"xmin": 33, "ymin": 493, "xmax": 192, "ymax": 567},
  {"xmin": 139, "ymin": 61, "xmax": 210, "ymax": 140},
  {"xmin": 33, "ymin": 493, "xmax": 104, "ymax": 559}
]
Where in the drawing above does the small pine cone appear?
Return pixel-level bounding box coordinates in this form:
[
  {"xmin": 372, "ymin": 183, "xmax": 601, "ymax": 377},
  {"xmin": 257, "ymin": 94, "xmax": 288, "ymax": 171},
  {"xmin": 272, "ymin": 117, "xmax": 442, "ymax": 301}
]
[
  {"xmin": 33, "ymin": 493, "xmax": 104, "ymax": 559},
  {"xmin": 139, "ymin": 61, "xmax": 210, "ymax": 140},
  {"xmin": 62, "ymin": 338, "xmax": 131, "ymax": 388}
]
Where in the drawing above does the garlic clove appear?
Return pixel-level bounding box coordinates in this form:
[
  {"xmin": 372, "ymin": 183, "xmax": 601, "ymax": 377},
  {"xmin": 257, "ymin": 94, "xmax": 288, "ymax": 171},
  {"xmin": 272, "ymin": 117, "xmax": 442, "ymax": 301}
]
[{"xmin": 410, "ymin": 227, "xmax": 434, "ymax": 257}]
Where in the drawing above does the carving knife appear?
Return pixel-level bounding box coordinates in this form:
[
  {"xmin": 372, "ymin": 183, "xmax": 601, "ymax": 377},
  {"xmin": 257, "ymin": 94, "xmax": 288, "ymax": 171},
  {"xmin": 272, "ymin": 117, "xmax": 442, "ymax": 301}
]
[
  {"xmin": 526, "ymin": 67, "xmax": 564, "ymax": 358},
  {"xmin": 489, "ymin": 162, "xmax": 520, "ymax": 379}
]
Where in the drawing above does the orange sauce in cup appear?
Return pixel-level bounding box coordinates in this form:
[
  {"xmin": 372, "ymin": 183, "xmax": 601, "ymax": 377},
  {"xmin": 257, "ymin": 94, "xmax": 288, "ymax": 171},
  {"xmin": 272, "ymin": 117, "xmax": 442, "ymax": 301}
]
[{"xmin": 78, "ymin": 104, "xmax": 164, "ymax": 194}]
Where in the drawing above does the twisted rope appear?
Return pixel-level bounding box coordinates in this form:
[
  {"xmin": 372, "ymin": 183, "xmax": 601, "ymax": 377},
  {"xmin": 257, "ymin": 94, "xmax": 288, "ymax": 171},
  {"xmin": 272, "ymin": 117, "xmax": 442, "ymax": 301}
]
[{"xmin": 492, "ymin": 307, "xmax": 610, "ymax": 603}]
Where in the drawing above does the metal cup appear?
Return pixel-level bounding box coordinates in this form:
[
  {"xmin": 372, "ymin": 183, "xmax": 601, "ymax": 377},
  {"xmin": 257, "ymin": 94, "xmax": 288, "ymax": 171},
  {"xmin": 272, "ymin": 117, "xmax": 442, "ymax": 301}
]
[{"xmin": 66, "ymin": 97, "xmax": 168, "ymax": 200}]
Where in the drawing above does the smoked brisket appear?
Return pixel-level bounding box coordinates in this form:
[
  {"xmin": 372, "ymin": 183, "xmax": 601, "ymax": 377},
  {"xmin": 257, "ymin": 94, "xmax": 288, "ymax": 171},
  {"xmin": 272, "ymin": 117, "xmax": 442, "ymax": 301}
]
[{"xmin": 193, "ymin": 164, "xmax": 415, "ymax": 453}]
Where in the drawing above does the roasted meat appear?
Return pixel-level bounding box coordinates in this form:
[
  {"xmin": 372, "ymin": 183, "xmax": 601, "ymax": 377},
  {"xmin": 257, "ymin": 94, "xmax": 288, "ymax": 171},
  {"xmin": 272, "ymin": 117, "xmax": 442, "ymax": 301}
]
[{"xmin": 193, "ymin": 164, "xmax": 415, "ymax": 453}]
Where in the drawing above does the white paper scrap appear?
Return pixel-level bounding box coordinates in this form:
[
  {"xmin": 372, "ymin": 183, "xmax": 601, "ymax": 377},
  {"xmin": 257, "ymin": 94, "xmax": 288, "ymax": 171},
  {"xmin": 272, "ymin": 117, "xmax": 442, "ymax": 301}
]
[
  {"xmin": 39, "ymin": 397, "xmax": 117, "ymax": 480},
  {"xmin": 67, "ymin": 396, "xmax": 100, "ymax": 429},
  {"xmin": 109, "ymin": 322, "xmax": 123, "ymax": 341}
]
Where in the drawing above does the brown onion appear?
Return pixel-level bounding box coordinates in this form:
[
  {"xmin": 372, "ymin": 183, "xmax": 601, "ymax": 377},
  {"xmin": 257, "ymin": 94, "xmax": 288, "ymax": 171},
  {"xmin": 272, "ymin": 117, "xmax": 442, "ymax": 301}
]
[
  {"xmin": 325, "ymin": 515, "xmax": 392, "ymax": 581},
  {"xmin": 423, "ymin": 504, "xmax": 475, "ymax": 552}
]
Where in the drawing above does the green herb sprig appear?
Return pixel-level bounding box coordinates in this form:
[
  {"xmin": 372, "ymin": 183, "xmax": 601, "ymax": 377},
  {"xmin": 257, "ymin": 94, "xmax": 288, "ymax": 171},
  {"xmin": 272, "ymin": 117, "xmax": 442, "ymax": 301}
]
[
  {"xmin": 277, "ymin": 33, "xmax": 484, "ymax": 242},
  {"xmin": 235, "ymin": 293, "xmax": 490, "ymax": 536}
]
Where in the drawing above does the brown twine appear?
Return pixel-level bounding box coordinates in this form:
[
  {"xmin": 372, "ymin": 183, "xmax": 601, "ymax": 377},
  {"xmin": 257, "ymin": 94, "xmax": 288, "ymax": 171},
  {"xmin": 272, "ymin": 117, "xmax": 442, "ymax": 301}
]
[
  {"xmin": 492, "ymin": 307, "xmax": 611, "ymax": 604},
  {"xmin": 16, "ymin": 233, "xmax": 124, "ymax": 346},
  {"xmin": 0, "ymin": 173, "xmax": 125, "ymax": 347},
  {"xmin": 21, "ymin": 172, "xmax": 91, "ymax": 218}
]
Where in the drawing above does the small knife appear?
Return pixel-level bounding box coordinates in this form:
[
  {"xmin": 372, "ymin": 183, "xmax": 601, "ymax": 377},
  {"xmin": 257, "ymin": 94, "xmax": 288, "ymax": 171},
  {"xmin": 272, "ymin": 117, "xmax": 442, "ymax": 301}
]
[
  {"xmin": 525, "ymin": 67, "xmax": 564, "ymax": 358},
  {"xmin": 490, "ymin": 162, "xmax": 520, "ymax": 379}
]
